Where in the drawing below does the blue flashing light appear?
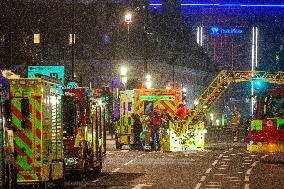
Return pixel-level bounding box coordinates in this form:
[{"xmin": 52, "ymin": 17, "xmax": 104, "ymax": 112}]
[{"xmin": 149, "ymin": 3, "xmax": 284, "ymax": 8}]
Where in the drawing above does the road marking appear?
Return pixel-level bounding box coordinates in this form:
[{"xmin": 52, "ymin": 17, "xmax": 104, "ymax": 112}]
[
  {"xmin": 230, "ymin": 154, "xmax": 236, "ymax": 156},
  {"xmin": 221, "ymin": 164, "xmax": 229, "ymax": 167},
  {"xmin": 194, "ymin": 183, "xmax": 202, "ymax": 189},
  {"xmin": 237, "ymin": 172, "xmax": 243, "ymax": 174},
  {"xmin": 138, "ymin": 154, "xmax": 145, "ymax": 158},
  {"xmin": 237, "ymin": 152, "xmax": 244, "ymax": 155},
  {"xmin": 242, "ymin": 163, "xmax": 251, "ymax": 165},
  {"xmin": 245, "ymin": 184, "xmax": 250, "ymax": 189},
  {"xmin": 246, "ymin": 168, "xmax": 252, "ymax": 175},
  {"xmin": 218, "ymin": 154, "xmax": 223, "ymax": 159},
  {"xmin": 112, "ymin": 168, "xmax": 120, "ymax": 173},
  {"xmin": 223, "ymin": 155, "xmax": 229, "ymax": 158},
  {"xmin": 245, "ymin": 176, "xmax": 250, "ymax": 182},
  {"xmin": 261, "ymin": 155, "xmax": 268, "ymax": 159},
  {"xmin": 251, "ymin": 161, "xmax": 259, "ymax": 167},
  {"xmin": 244, "ymin": 156, "xmax": 251, "ymax": 159},
  {"xmin": 250, "ymin": 154, "xmax": 257, "ymax": 157},
  {"xmin": 124, "ymin": 160, "xmax": 134, "ymax": 165},
  {"xmin": 132, "ymin": 184, "xmax": 153, "ymax": 189},
  {"xmin": 205, "ymin": 168, "xmax": 212, "ymax": 174},
  {"xmin": 218, "ymin": 167, "xmax": 227, "ymax": 170},
  {"xmin": 200, "ymin": 176, "xmax": 207, "ymax": 182},
  {"xmin": 245, "ymin": 159, "xmax": 253, "ymax": 162},
  {"xmin": 212, "ymin": 160, "xmax": 219, "ymax": 166},
  {"xmin": 223, "ymin": 159, "xmax": 231, "ymax": 161},
  {"xmin": 224, "ymin": 151, "xmax": 229, "ymax": 153},
  {"xmin": 229, "ymin": 148, "xmax": 233, "ymax": 151},
  {"xmin": 214, "ymin": 174, "xmax": 226, "ymax": 176}
]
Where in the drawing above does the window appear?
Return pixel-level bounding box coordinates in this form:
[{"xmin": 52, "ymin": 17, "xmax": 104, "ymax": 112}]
[{"xmin": 34, "ymin": 34, "xmax": 40, "ymax": 44}]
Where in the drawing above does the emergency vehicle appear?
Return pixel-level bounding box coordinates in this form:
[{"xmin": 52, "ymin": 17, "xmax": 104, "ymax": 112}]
[
  {"xmin": 247, "ymin": 88, "xmax": 284, "ymax": 152},
  {"xmin": 116, "ymin": 89, "xmax": 182, "ymax": 150},
  {"xmin": 0, "ymin": 71, "xmax": 16, "ymax": 189},
  {"xmin": 63, "ymin": 87, "xmax": 106, "ymax": 177},
  {"xmin": 9, "ymin": 77, "xmax": 64, "ymax": 188}
]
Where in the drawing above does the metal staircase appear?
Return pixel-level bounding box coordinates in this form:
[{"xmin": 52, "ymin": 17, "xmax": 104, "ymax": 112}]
[{"xmin": 185, "ymin": 70, "xmax": 284, "ymax": 126}]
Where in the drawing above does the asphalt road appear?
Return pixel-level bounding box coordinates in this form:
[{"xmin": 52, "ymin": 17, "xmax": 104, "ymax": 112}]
[{"xmin": 62, "ymin": 129, "xmax": 284, "ymax": 189}]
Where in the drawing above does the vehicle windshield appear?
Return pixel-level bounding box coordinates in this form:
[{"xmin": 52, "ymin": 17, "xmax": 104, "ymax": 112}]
[{"xmin": 265, "ymin": 95, "xmax": 284, "ymax": 117}]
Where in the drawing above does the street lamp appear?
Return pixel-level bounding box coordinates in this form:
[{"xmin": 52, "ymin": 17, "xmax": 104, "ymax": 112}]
[
  {"xmin": 125, "ymin": 13, "xmax": 132, "ymax": 45},
  {"xmin": 146, "ymin": 74, "xmax": 152, "ymax": 89},
  {"xmin": 120, "ymin": 66, "xmax": 128, "ymax": 89}
]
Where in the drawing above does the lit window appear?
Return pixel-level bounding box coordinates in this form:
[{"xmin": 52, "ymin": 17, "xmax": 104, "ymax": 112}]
[
  {"xmin": 69, "ymin": 34, "xmax": 76, "ymax": 45},
  {"xmin": 34, "ymin": 34, "xmax": 40, "ymax": 44}
]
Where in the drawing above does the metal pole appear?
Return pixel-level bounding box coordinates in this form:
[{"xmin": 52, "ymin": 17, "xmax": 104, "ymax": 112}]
[
  {"xmin": 172, "ymin": 64, "xmax": 175, "ymax": 89},
  {"xmin": 71, "ymin": 0, "xmax": 75, "ymax": 80},
  {"xmin": 144, "ymin": 0, "xmax": 149, "ymax": 74}
]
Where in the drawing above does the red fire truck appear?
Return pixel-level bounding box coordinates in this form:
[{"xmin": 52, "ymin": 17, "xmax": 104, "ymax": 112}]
[
  {"xmin": 247, "ymin": 88, "xmax": 284, "ymax": 152},
  {"xmin": 63, "ymin": 87, "xmax": 106, "ymax": 177}
]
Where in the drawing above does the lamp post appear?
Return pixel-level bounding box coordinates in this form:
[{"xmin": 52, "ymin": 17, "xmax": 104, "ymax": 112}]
[{"xmin": 124, "ymin": 13, "xmax": 132, "ymax": 45}]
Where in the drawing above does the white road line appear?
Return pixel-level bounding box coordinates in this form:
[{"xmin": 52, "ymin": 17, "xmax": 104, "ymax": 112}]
[
  {"xmin": 194, "ymin": 183, "xmax": 202, "ymax": 189},
  {"xmin": 245, "ymin": 159, "xmax": 253, "ymax": 162},
  {"xmin": 230, "ymin": 154, "xmax": 236, "ymax": 156},
  {"xmin": 246, "ymin": 168, "xmax": 252, "ymax": 175},
  {"xmin": 112, "ymin": 168, "xmax": 120, "ymax": 173},
  {"xmin": 132, "ymin": 184, "xmax": 153, "ymax": 189},
  {"xmin": 218, "ymin": 154, "xmax": 223, "ymax": 159},
  {"xmin": 200, "ymin": 176, "xmax": 206, "ymax": 182},
  {"xmin": 237, "ymin": 172, "xmax": 243, "ymax": 174},
  {"xmin": 229, "ymin": 148, "xmax": 233, "ymax": 151},
  {"xmin": 138, "ymin": 154, "xmax": 145, "ymax": 158},
  {"xmin": 245, "ymin": 183, "xmax": 250, "ymax": 189},
  {"xmin": 237, "ymin": 152, "xmax": 244, "ymax": 155},
  {"xmin": 214, "ymin": 174, "xmax": 226, "ymax": 176},
  {"xmin": 251, "ymin": 161, "xmax": 259, "ymax": 167},
  {"xmin": 212, "ymin": 160, "xmax": 219, "ymax": 166},
  {"xmin": 242, "ymin": 163, "xmax": 251, "ymax": 165},
  {"xmin": 205, "ymin": 168, "xmax": 212, "ymax": 174},
  {"xmin": 124, "ymin": 159, "xmax": 134, "ymax": 165},
  {"xmin": 223, "ymin": 159, "xmax": 231, "ymax": 161},
  {"xmin": 223, "ymin": 155, "xmax": 229, "ymax": 158},
  {"xmin": 245, "ymin": 176, "xmax": 250, "ymax": 182},
  {"xmin": 221, "ymin": 164, "xmax": 229, "ymax": 167},
  {"xmin": 244, "ymin": 156, "xmax": 251, "ymax": 159},
  {"xmin": 224, "ymin": 151, "xmax": 229, "ymax": 153},
  {"xmin": 261, "ymin": 155, "xmax": 268, "ymax": 159},
  {"xmin": 250, "ymin": 154, "xmax": 257, "ymax": 157},
  {"xmin": 218, "ymin": 167, "xmax": 227, "ymax": 170}
]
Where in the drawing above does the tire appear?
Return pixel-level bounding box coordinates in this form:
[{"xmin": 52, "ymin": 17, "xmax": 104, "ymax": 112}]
[{"xmin": 115, "ymin": 139, "xmax": 122, "ymax": 150}]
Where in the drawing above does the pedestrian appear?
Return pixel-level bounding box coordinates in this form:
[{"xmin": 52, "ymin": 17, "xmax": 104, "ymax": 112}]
[
  {"xmin": 150, "ymin": 109, "xmax": 162, "ymax": 151},
  {"xmin": 132, "ymin": 114, "xmax": 143, "ymax": 150},
  {"xmin": 231, "ymin": 106, "xmax": 241, "ymax": 142}
]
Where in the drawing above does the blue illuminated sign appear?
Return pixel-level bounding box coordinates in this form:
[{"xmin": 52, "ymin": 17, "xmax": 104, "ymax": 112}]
[
  {"xmin": 210, "ymin": 27, "xmax": 243, "ymax": 35},
  {"xmin": 149, "ymin": 3, "xmax": 284, "ymax": 8}
]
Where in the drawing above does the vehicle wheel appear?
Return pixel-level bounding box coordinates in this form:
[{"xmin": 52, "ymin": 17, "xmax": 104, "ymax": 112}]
[
  {"xmin": 39, "ymin": 181, "xmax": 47, "ymax": 189},
  {"xmin": 54, "ymin": 178, "xmax": 64, "ymax": 188},
  {"xmin": 115, "ymin": 139, "xmax": 122, "ymax": 150}
]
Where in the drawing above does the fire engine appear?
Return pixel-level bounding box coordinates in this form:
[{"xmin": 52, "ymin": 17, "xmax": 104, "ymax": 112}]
[
  {"xmin": 247, "ymin": 88, "xmax": 284, "ymax": 152},
  {"xmin": 9, "ymin": 77, "xmax": 64, "ymax": 188},
  {"xmin": 63, "ymin": 87, "xmax": 106, "ymax": 177}
]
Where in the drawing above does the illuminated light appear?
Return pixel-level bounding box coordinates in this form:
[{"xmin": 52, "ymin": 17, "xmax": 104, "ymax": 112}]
[
  {"xmin": 166, "ymin": 86, "xmax": 171, "ymax": 90},
  {"xmin": 216, "ymin": 119, "xmax": 220, "ymax": 126},
  {"xmin": 120, "ymin": 66, "xmax": 127, "ymax": 76},
  {"xmin": 69, "ymin": 33, "xmax": 76, "ymax": 45},
  {"xmin": 149, "ymin": 3, "xmax": 284, "ymax": 8},
  {"xmin": 193, "ymin": 100, "xmax": 199, "ymax": 106},
  {"xmin": 182, "ymin": 88, "xmax": 187, "ymax": 92},
  {"xmin": 203, "ymin": 105, "xmax": 208, "ymax": 109},
  {"xmin": 34, "ymin": 34, "xmax": 40, "ymax": 44},
  {"xmin": 146, "ymin": 81, "xmax": 152, "ymax": 89},
  {"xmin": 209, "ymin": 113, "xmax": 214, "ymax": 121},
  {"xmin": 125, "ymin": 13, "xmax": 132, "ymax": 24},
  {"xmin": 197, "ymin": 27, "xmax": 200, "ymax": 44},
  {"xmin": 200, "ymin": 26, "xmax": 203, "ymax": 46},
  {"xmin": 255, "ymin": 27, "xmax": 258, "ymax": 67},
  {"xmin": 210, "ymin": 27, "xmax": 243, "ymax": 35}
]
